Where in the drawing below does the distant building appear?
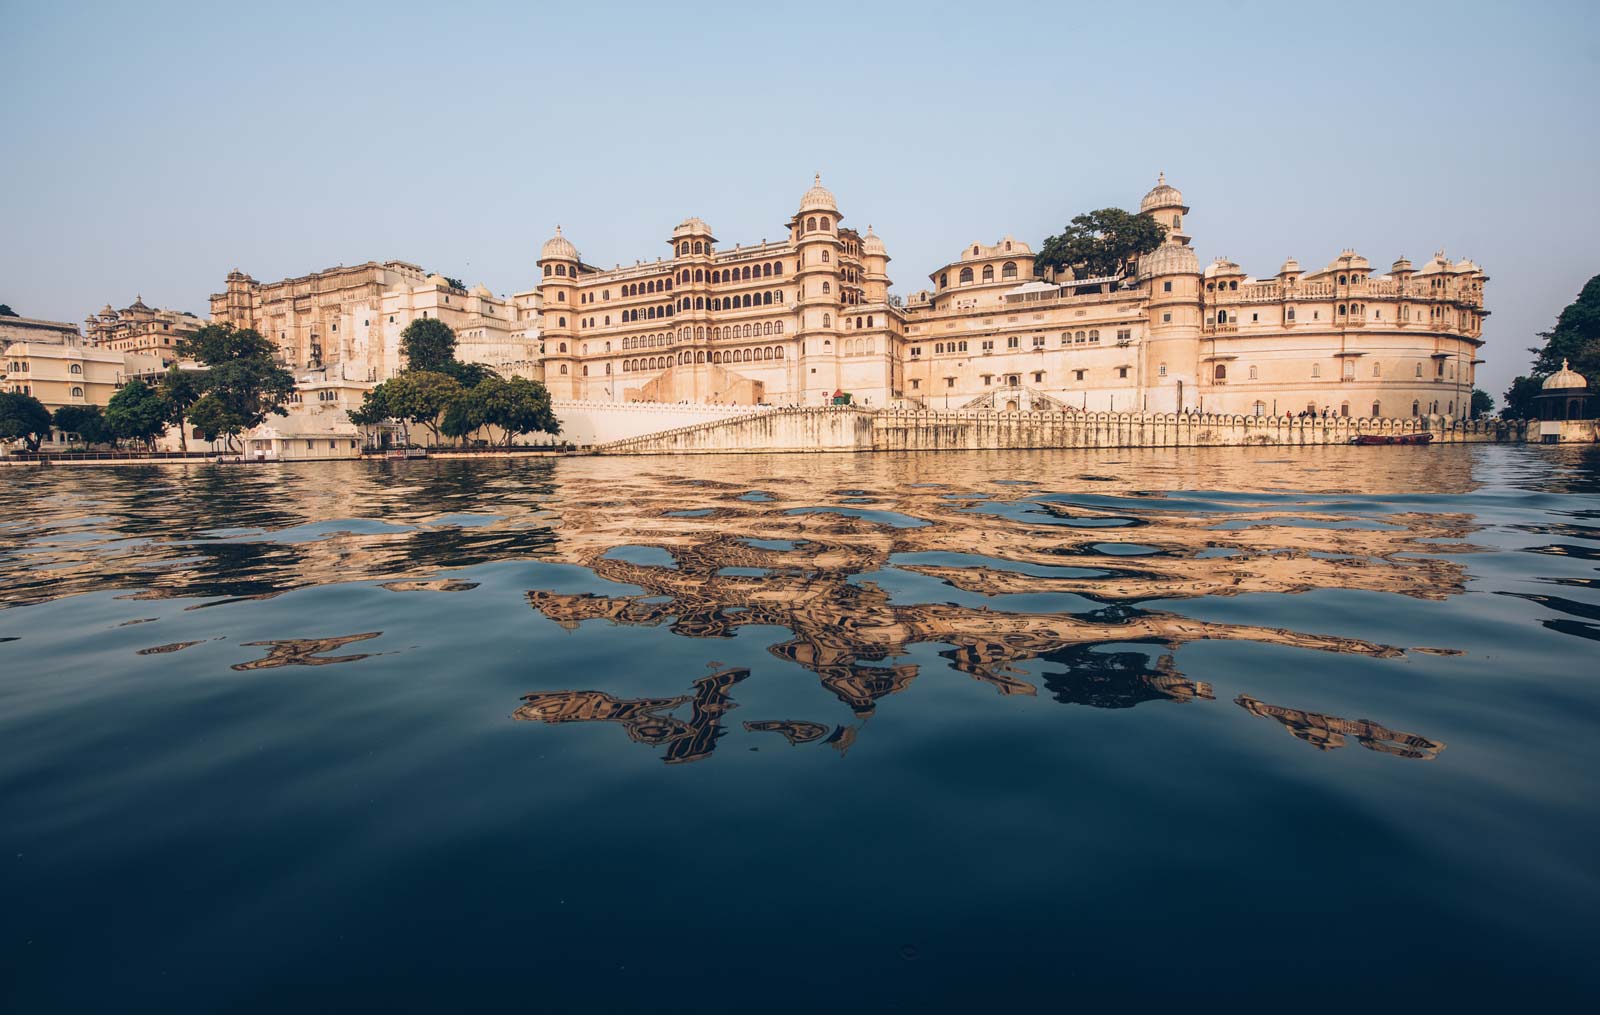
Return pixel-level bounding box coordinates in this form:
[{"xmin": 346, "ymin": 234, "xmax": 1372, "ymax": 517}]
[
  {"xmin": 2, "ymin": 341, "xmax": 163, "ymax": 411},
  {"xmin": 0, "ymin": 313, "xmax": 81, "ymax": 347},
  {"xmin": 210, "ymin": 262, "xmax": 542, "ymax": 382},
  {"xmin": 84, "ymin": 296, "xmax": 202, "ymax": 368}
]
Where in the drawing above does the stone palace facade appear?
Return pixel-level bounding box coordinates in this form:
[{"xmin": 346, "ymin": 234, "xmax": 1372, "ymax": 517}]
[{"xmin": 538, "ymin": 175, "xmax": 1487, "ymax": 418}]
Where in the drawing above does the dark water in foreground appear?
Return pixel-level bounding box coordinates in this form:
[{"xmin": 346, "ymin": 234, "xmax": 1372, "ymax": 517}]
[{"xmin": 3, "ymin": 445, "xmax": 1599, "ymax": 1010}]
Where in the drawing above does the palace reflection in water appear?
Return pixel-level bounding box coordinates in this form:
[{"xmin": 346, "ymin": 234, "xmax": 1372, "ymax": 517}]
[{"xmin": 0, "ymin": 444, "xmax": 1555, "ymax": 766}]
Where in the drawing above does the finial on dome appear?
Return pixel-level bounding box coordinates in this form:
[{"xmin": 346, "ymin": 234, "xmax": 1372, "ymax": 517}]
[
  {"xmin": 1564, "ymin": 358, "xmax": 1571, "ymax": 370},
  {"xmin": 1158, "ymin": 171, "xmax": 1166, "ymax": 185},
  {"xmin": 814, "ymin": 172, "xmax": 821, "ymax": 185}
]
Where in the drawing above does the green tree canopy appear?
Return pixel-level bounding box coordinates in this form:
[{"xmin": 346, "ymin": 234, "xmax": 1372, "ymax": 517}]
[
  {"xmin": 0, "ymin": 304, "xmax": 18, "ymax": 317},
  {"xmin": 1470, "ymin": 388, "xmax": 1495, "ymax": 418},
  {"xmin": 52, "ymin": 404, "xmax": 109, "ymax": 445},
  {"xmin": 479, "ymin": 376, "xmax": 559, "ymax": 444},
  {"xmin": 172, "ymin": 323, "xmax": 295, "ymax": 448},
  {"xmin": 105, "ymin": 379, "xmax": 169, "ymax": 448},
  {"xmin": 158, "ymin": 367, "xmax": 204, "ymax": 452},
  {"xmin": 1501, "ymin": 275, "xmax": 1600, "ymax": 419},
  {"xmin": 0, "ymin": 391, "xmax": 52, "ymax": 450},
  {"xmin": 443, "ymin": 277, "xmax": 466, "ymax": 291},
  {"xmin": 381, "ymin": 370, "xmax": 463, "ymax": 445},
  {"xmin": 1037, "ymin": 209, "xmax": 1167, "ymax": 279},
  {"xmin": 399, "ymin": 318, "xmax": 459, "ymax": 373},
  {"xmin": 348, "ymin": 384, "xmax": 390, "ymax": 428}
]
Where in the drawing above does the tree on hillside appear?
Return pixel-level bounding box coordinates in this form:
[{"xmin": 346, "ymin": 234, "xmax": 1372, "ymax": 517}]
[
  {"xmin": 480, "ymin": 376, "xmax": 559, "ymax": 445},
  {"xmin": 158, "ymin": 367, "xmax": 203, "ymax": 452},
  {"xmin": 0, "ymin": 391, "xmax": 52, "ymax": 450},
  {"xmin": 175, "ymin": 323, "xmax": 295, "ymax": 449},
  {"xmin": 443, "ymin": 277, "xmax": 466, "ymax": 291},
  {"xmin": 1501, "ymin": 274, "xmax": 1600, "ymax": 418},
  {"xmin": 399, "ymin": 318, "xmax": 458, "ymax": 373},
  {"xmin": 0, "ymin": 304, "xmax": 18, "ymax": 317},
  {"xmin": 105, "ymin": 379, "xmax": 169, "ymax": 449},
  {"xmin": 1037, "ymin": 209, "xmax": 1167, "ymax": 280},
  {"xmin": 380, "ymin": 370, "xmax": 462, "ymax": 445},
  {"xmin": 52, "ymin": 404, "xmax": 109, "ymax": 445}
]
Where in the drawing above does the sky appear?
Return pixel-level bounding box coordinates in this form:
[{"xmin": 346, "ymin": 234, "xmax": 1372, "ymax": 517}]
[{"xmin": 3, "ymin": 0, "xmax": 1596, "ymax": 397}]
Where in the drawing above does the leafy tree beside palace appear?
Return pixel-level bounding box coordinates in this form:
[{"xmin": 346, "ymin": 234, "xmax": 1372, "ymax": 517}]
[
  {"xmin": 1502, "ymin": 274, "xmax": 1600, "ymax": 418},
  {"xmin": 1037, "ymin": 208, "xmax": 1167, "ymax": 280}
]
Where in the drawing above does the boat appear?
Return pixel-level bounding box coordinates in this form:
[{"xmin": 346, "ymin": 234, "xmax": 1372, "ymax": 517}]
[{"xmin": 1349, "ymin": 432, "xmax": 1434, "ymax": 446}]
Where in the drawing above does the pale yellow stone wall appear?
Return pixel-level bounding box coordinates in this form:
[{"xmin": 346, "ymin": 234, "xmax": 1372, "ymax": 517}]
[{"xmin": 2, "ymin": 342, "xmax": 163, "ymax": 411}]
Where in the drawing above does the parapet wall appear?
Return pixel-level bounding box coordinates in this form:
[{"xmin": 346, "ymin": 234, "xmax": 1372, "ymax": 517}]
[
  {"xmin": 541, "ymin": 399, "xmax": 767, "ymax": 445},
  {"xmin": 594, "ymin": 407, "xmax": 1527, "ymax": 455}
]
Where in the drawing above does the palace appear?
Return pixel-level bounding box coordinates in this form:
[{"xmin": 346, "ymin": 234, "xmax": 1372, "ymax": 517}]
[
  {"xmin": 84, "ymin": 296, "xmax": 203, "ymax": 368},
  {"xmin": 538, "ymin": 175, "xmax": 1487, "ymax": 419}
]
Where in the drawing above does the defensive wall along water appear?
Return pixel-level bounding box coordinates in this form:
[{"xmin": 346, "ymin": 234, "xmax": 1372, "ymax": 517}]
[{"xmin": 591, "ymin": 405, "xmax": 1528, "ymax": 455}]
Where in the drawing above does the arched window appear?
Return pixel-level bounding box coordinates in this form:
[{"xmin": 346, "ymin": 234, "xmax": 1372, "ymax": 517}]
[
  {"xmin": 1248, "ymin": 365, "xmax": 1258, "ymax": 380},
  {"xmin": 694, "ymin": 242, "xmax": 704, "ymax": 254},
  {"xmin": 806, "ymin": 216, "xmax": 817, "ymax": 231},
  {"xmin": 762, "ymin": 263, "xmax": 773, "ymax": 277},
  {"xmin": 1311, "ymin": 363, "xmax": 1321, "ymax": 378},
  {"xmin": 1338, "ymin": 304, "xmax": 1346, "ymax": 316},
  {"xmin": 1372, "ymin": 402, "xmax": 1382, "ymax": 417},
  {"xmin": 982, "ymin": 265, "xmax": 994, "ymax": 282},
  {"xmin": 775, "ymin": 321, "xmax": 784, "ymax": 333},
  {"xmin": 555, "ymin": 264, "xmax": 567, "ymax": 276},
  {"xmin": 761, "ymin": 291, "xmax": 771, "ymax": 306},
  {"xmin": 774, "ymin": 261, "xmax": 783, "ymax": 273},
  {"xmin": 820, "ymin": 216, "xmax": 830, "ymax": 230},
  {"xmin": 69, "ymin": 363, "xmax": 82, "ymax": 374},
  {"xmin": 71, "ymin": 386, "xmax": 83, "ymax": 397},
  {"xmin": 1214, "ymin": 364, "xmax": 1226, "ymax": 381},
  {"xmin": 742, "ymin": 266, "xmax": 751, "ymax": 280},
  {"xmin": 775, "ymin": 345, "xmax": 784, "ymax": 357},
  {"xmin": 679, "ymin": 242, "xmax": 689, "ymax": 255},
  {"xmin": 821, "ymin": 250, "xmax": 830, "ymax": 263},
  {"xmin": 959, "ymin": 267, "xmax": 974, "ymax": 284},
  {"xmin": 822, "ymin": 282, "xmax": 831, "ymax": 294},
  {"xmin": 1001, "ymin": 261, "xmax": 1018, "ymax": 280},
  {"xmin": 1338, "ymin": 274, "xmax": 1347, "ymax": 285},
  {"xmin": 559, "ymin": 364, "xmax": 567, "ymax": 374},
  {"xmin": 558, "ymin": 316, "xmax": 566, "ymax": 327},
  {"xmin": 1159, "ymin": 363, "xmax": 1167, "ymax": 376},
  {"xmin": 822, "ymin": 313, "xmax": 831, "ymax": 327},
  {"xmin": 558, "ymin": 342, "xmax": 567, "ymax": 352}
]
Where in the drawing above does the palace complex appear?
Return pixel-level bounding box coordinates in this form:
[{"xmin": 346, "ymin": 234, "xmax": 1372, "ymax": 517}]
[{"xmin": 538, "ymin": 174, "xmax": 1488, "ymax": 419}]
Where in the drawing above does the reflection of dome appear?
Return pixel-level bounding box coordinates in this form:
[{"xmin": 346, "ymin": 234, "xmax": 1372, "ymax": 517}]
[
  {"xmin": 798, "ymin": 173, "xmax": 838, "ymax": 213},
  {"xmin": 540, "ymin": 226, "xmax": 578, "ymax": 261},
  {"xmin": 1139, "ymin": 172, "xmax": 1185, "ymax": 213},
  {"xmin": 672, "ymin": 216, "xmax": 712, "ymax": 238},
  {"xmin": 1544, "ymin": 359, "xmax": 1588, "ymax": 391},
  {"xmin": 1137, "ymin": 243, "xmax": 1199, "ymax": 278},
  {"xmin": 1203, "ymin": 256, "xmax": 1243, "ymax": 279},
  {"xmin": 862, "ymin": 225, "xmax": 886, "ymax": 257}
]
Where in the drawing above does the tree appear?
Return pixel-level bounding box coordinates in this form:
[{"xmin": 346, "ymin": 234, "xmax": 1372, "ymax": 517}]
[
  {"xmin": 105, "ymin": 379, "xmax": 169, "ymax": 449},
  {"xmin": 1037, "ymin": 209, "xmax": 1167, "ymax": 279},
  {"xmin": 1531, "ymin": 274, "xmax": 1600, "ymax": 379},
  {"xmin": 348, "ymin": 384, "xmax": 390, "ymax": 446},
  {"xmin": 175, "ymin": 323, "xmax": 295, "ymax": 449},
  {"xmin": 443, "ymin": 277, "xmax": 466, "ymax": 291},
  {"xmin": 399, "ymin": 318, "xmax": 458, "ymax": 373},
  {"xmin": 158, "ymin": 367, "xmax": 203, "ymax": 452},
  {"xmin": 52, "ymin": 404, "xmax": 109, "ymax": 446},
  {"xmin": 466, "ymin": 376, "xmax": 560, "ymax": 445},
  {"xmin": 0, "ymin": 304, "xmax": 17, "ymax": 317},
  {"xmin": 381, "ymin": 370, "xmax": 462, "ymax": 445},
  {"xmin": 1470, "ymin": 388, "xmax": 1495, "ymax": 419},
  {"xmin": 1500, "ymin": 275, "xmax": 1600, "ymax": 419},
  {"xmin": 1501, "ymin": 375, "xmax": 1542, "ymax": 420},
  {"xmin": 442, "ymin": 359, "xmax": 498, "ymax": 388},
  {"xmin": 0, "ymin": 391, "xmax": 52, "ymax": 451}
]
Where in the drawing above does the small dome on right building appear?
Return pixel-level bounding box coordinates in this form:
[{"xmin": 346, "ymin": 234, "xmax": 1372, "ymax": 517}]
[{"xmin": 1544, "ymin": 359, "xmax": 1588, "ymax": 391}]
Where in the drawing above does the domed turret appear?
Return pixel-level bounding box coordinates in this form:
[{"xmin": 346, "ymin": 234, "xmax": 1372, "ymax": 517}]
[
  {"xmin": 1278, "ymin": 256, "xmax": 1302, "ymax": 277},
  {"xmin": 671, "ymin": 216, "xmax": 714, "ymax": 240},
  {"xmin": 1544, "ymin": 359, "xmax": 1588, "ymax": 391},
  {"xmin": 861, "ymin": 224, "xmax": 887, "ymax": 258},
  {"xmin": 1137, "ymin": 243, "xmax": 1199, "ymax": 278},
  {"xmin": 1140, "ymin": 172, "xmax": 1186, "ymax": 214},
  {"xmin": 540, "ymin": 226, "xmax": 579, "ymax": 262},
  {"xmin": 1204, "ymin": 257, "xmax": 1244, "ymax": 280},
  {"xmin": 470, "ymin": 283, "xmax": 495, "ymax": 299},
  {"xmin": 798, "ymin": 173, "xmax": 838, "ymax": 214}
]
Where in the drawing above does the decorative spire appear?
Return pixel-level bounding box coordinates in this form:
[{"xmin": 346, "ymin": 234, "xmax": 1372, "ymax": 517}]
[{"xmin": 1158, "ymin": 171, "xmax": 1166, "ymax": 185}]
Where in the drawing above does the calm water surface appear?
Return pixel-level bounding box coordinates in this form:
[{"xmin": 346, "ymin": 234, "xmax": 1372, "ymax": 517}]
[{"xmin": 3, "ymin": 445, "xmax": 1598, "ymax": 1010}]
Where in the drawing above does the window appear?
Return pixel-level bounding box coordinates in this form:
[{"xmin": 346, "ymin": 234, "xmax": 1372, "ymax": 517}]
[
  {"xmin": 1248, "ymin": 365, "xmax": 1257, "ymax": 380},
  {"xmin": 821, "ymin": 250, "xmax": 830, "ymax": 263},
  {"xmin": 910, "ymin": 379, "xmax": 920, "ymax": 390},
  {"xmin": 1311, "ymin": 363, "xmax": 1321, "ymax": 378},
  {"xmin": 982, "ymin": 265, "xmax": 994, "ymax": 282},
  {"xmin": 1007, "ymin": 336, "xmax": 1019, "ymax": 349},
  {"xmin": 1159, "ymin": 363, "xmax": 1167, "ymax": 377},
  {"xmin": 1032, "ymin": 371, "xmax": 1043, "ymax": 383},
  {"xmin": 1287, "ymin": 307, "xmax": 1296, "ymax": 321},
  {"xmin": 1032, "ymin": 335, "xmax": 1044, "ymax": 348},
  {"xmin": 1118, "ymin": 367, "xmax": 1129, "ymax": 379},
  {"xmin": 1372, "ymin": 362, "xmax": 1381, "ymax": 377},
  {"xmin": 1215, "ymin": 364, "xmax": 1227, "ymax": 380},
  {"xmin": 1372, "ymin": 402, "xmax": 1382, "ymax": 417},
  {"xmin": 71, "ymin": 386, "xmax": 83, "ymax": 397},
  {"xmin": 822, "ymin": 313, "xmax": 831, "ymax": 327},
  {"xmin": 1162, "ymin": 313, "xmax": 1172, "ymax": 323},
  {"xmin": 1002, "ymin": 262, "xmax": 1018, "ymax": 280},
  {"xmin": 945, "ymin": 377, "xmax": 955, "ymax": 388},
  {"xmin": 1074, "ymin": 369, "xmax": 1086, "ymax": 381},
  {"xmin": 1163, "ymin": 281, "xmax": 1173, "ymax": 292},
  {"xmin": 69, "ymin": 363, "xmax": 82, "ymax": 374},
  {"xmin": 959, "ymin": 267, "xmax": 974, "ymax": 284}
]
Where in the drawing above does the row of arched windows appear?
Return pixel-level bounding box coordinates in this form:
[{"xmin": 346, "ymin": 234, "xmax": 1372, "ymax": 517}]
[
  {"xmin": 941, "ymin": 262, "xmax": 1019, "ymax": 287},
  {"xmin": 621, "ymin": 279, "xmax": 671, "ymax": 297},
  {"xmin": 678, "ymin": 262, "xmax": 784, "ymax": 284},
  {"xmin": 677, "ymin": 291, "xmax": 784, "ymax": 312},
  {"xmin": 621, "ymin": 333, "xmax": 674, "ymax": 350},
  {"xmin": 710, "ymin": 322, "xmax": 785, "ymax": 339},
  {"xmin": 804, "ymin": 216, "xmax": 832, "ymax": 232},
  {"xmin": 843, "ymin": 315, "xmax": 876, "ymax": 329},
  {"xmin": 842, "ymin": 338, "xmax": 874, "ymax": 356}
]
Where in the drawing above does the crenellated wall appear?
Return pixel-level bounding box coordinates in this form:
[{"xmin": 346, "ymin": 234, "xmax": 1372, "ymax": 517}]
[{"xmin": 594, "ymin": 407, "xmax": 1528, "ymax": 455}]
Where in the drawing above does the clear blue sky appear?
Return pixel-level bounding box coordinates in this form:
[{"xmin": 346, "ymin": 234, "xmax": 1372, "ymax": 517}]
[{"xmin": 3, "ymin": 0, "xmax": 1595, "ymax": 396}]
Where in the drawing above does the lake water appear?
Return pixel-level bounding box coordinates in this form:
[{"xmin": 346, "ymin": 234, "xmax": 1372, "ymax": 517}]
[{"xmin": 3, "ymin": 445, "xmax": 1598, "ymax": 1010}]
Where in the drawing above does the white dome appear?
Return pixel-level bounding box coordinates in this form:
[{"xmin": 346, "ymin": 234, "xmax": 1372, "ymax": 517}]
[
  {"xmin": 1139, "ymin": 172, "xmax": 1185, "ymax": 213},
  {"xmin": 798, "ymin": 173, "xmax": 838, "ymax": 213},
  {"xmin": 861, "ymin": 225, "xmax": 887, "ymax": 257},
  {"xmin": 1278, "ymin": 256, "xmax": 1301, "ymax": 275},
  {"xmin": 1138, "ymin": 243, "xmax": 1199, "ymax": 278},
  {"xmin": 1543, "ymin": 359, "xmax": 1588, "ymax": 391},
  {"xmin": 1203, "ymin": 256, "xmax": 1243, "ymax": 279},
  {"xmin": 471, "ymin": 283, "xmax": 495, "ymax": 298},
  {"xmin": 540, "ymin": 226, "xmax": 578, "ymax": 261}
]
